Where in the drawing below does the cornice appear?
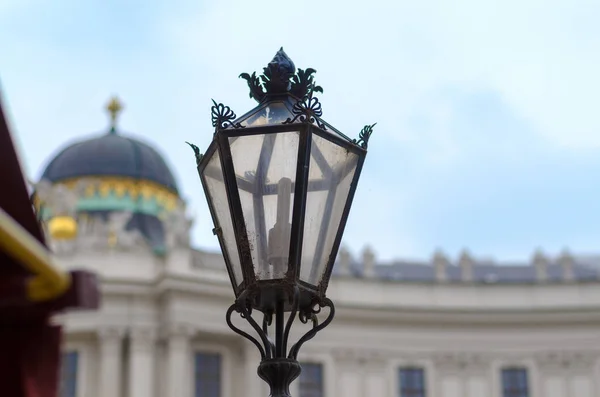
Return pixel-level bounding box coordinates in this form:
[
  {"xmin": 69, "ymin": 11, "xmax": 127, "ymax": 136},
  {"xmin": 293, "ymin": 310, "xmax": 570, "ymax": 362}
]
[
  {"xmin": 129, "ymin": 326, "xmax": 159, "ymax": 351},
  {"xmin": 81, "ymin": 271, "xmax": 600, "ymax": 328},
  {"xmin": 533, "ymin": 350, "xmax": 600, "ymax": 371},
  {"xmin": 154, "ymin": 273, "xmax": 232, "ymax": 299},
  {"xmin": 160, "ymin": 323, "xmax": 198, "ymax": 339},
  {"xmin": 333, "ymin": 305, "xmax": 600, "ymax": 327},
  {"xmin": 432, "ymin": 352, "xmax": 494, "ymax": 373},
  {"xmin": 97, "ymin": 326, "xmax": 127, "ymax": 341},
  {"xmin": 330, "ymin": 347, "xmax": 388, "ymax": 364},
  {"xmin": 330, "ymin": 349, "xmax": 600, "ymax": 373}
]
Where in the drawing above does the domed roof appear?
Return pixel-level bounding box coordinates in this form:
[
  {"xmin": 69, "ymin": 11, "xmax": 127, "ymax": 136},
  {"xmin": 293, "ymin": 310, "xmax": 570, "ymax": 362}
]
[
  {"xmin": 40, "ymin": 97, "xmax": 178, "ymax": 193},
  {"xmin": 42, "ymin": 132, "xmax": 178, "ymax": 193}
]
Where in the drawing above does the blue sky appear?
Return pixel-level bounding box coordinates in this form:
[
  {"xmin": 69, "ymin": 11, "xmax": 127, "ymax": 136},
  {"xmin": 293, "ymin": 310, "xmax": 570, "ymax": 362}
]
[{"xmin": 1, "ymin": 0, "xmax": 600, "ymax": 263}]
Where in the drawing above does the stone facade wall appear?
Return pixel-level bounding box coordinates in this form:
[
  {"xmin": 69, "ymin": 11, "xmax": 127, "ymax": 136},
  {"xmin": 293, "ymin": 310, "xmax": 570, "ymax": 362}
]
[{"xmin": 54, "ymin": 248, "xmax": 600, "ymax": 397}]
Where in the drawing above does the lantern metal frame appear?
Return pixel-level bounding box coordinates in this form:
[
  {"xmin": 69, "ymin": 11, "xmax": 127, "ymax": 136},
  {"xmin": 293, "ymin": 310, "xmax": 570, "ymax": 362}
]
[{"xmin": 188, "ymin": 48, "xmax": 374, "ymax": 397}]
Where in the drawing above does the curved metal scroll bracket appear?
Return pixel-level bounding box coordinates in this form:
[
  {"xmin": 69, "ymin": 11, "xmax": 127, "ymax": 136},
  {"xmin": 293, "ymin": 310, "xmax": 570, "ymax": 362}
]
[
  {"xmin": 226, "ymin": 288, "xmax": 334, "ymax": 363},
  {"xmin": 287, "ymin": 298, "xmax": 335, "ymax": 360},
  {"xmin": 282, "ymin": 286, "xmax": 300, "ymax": 355},
  {"xmin": 226, "ymin": 304, "xmax": 267, "ymax": 359},
  {"xmin": 226, "ymin": 290, "xmax": 275, "ymax": 360}
]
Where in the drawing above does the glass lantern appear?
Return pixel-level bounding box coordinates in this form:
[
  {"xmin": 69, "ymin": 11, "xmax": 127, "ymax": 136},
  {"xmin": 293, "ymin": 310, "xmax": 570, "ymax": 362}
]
[{"xmin": 191, "ymin": 48, "xmax": 373, "ymax": 313}]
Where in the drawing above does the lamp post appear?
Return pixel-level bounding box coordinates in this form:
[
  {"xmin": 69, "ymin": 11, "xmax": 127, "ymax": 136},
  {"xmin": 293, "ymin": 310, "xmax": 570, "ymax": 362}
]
[{"xmin": 188, "ymin": 48, "xmax": 374, "ymax": 397}]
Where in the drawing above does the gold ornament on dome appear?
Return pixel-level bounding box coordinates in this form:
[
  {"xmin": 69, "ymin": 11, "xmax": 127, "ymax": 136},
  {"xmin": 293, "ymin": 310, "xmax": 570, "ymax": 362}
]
[
  {"xmin": 55, "ymin": 176, "xmax": 179, "ymax": 212},
  {"xmin": 48, "ymin": 216, "xmax": 78, "ymax": 240},
  {"xmin": 106, "ymin": 96, "xmax": 123, "ymax": 132}
]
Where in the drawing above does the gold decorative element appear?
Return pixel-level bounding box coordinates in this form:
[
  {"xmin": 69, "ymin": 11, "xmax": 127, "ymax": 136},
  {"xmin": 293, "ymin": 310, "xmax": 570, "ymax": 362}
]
[
  {"xmin": 50, "ymin": 176, "xmax": 180, "ymax": 212},
  {"xmin": 114, "ymin": 183, "xmax": 127, "ymax": 197},
  {"xmin": 99, "ymin": 183, "xmax": 112, "ymax": 197},
  {"xmin": 106, "ymin": 96, "xmax": 124, "ymax": 132},
  {"xmin": 84, "ymin": 184, "xmax": 96, "ymax": 197},
  {"xmin": 32, "ymin": 194, "xmax": 42, "ymax": 211},
  {"xmin": 108, "ymin": 231, "xmax": 117, "ymax": 247},
  {"xmin": 48, "ymin": 216, "xmax": 78, "ymax": 240}
]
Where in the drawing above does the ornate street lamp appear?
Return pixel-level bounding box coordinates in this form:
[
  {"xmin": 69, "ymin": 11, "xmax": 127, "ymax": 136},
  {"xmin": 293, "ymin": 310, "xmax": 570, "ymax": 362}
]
[{"xmin": 188, "ymin": 48, "xmax": 374, "ymax": 397}]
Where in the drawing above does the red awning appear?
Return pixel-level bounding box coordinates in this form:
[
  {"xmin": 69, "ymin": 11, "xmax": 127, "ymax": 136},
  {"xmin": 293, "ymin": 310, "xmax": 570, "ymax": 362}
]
[{"xmin": 0, "ymin": 93, "xmax": 101, "ymax": 397}]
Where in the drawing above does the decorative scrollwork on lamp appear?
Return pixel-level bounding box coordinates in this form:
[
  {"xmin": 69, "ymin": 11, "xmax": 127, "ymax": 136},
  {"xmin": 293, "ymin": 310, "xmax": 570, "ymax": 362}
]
[
  {"xmin": 210, "ymin": 100, "xmax": 244, "ymax": 131},
  {"xmin": 353, "ymin": 123, "xmax": 376, "ymax": 149},
  {"xmin": 283, "ymin": 90, "xmax": 327, "ymax": 130}
]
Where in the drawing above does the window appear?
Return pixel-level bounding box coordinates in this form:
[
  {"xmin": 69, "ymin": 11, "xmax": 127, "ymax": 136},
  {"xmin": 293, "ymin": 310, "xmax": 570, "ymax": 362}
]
[
  {"xmin": 399, "ymin": 367, "xmax": 426, "ymax": 397},
  {"xmin": 195, "ymin": 352, "xmax": 221, "ymax": 397},
  {"xmin": 502, "ymin": 368, "xmax": 529, "ymax": 397},
  {"xmin": 59, "ymin": 351, "xmax": 78, "ymax": 397},
  {"xmin": 299, "ymin": 362, "xmax": 323, "ymax": 397}
]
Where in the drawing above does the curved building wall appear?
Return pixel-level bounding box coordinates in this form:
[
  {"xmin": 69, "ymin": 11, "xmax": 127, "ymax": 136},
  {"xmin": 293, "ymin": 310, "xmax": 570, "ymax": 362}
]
[{"xmin": 53, "ymin": 246, "xmax": 600, "ymax": 397}]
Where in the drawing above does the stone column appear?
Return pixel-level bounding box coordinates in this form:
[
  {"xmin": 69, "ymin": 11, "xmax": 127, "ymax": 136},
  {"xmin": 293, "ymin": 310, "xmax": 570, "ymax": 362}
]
[
  {"xmin": 459, "ymin": 250, "xmax": 474, "ymax": 282},
  {"xmin": 128, "ymin": 327, "xmax": 157, "ymax": 397},
  {"xmin": 98, "ymin": 327, "xmax": 125, "ymax": 397},
  {"xmin": 559, "ymin": 249, "xmax": 575, "ymax": 282},
  {"xmin": 362, "ymin": 246, "xmax": 376, "ymax": 278},
  {"xmin": 433, "ymin": 249, "xmax": 449, "ymax": 283},
  {"xmin": 165, "ymin": 325, "xmax": 195, "ymax": 397},
  {"xmin": 337, "ymin": 246, "xmax": 352, "ymax": 276},
  {"xmin": 532, "ymin": 249, "xmax": 548, "ymax": 283}
]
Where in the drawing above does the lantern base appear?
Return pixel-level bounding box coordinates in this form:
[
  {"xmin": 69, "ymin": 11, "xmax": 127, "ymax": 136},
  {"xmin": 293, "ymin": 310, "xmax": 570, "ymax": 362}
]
[
  {"xmin": 251, "ymin": 281, "xmax": 315, "ymax": 313},
  {"xmin": 257, "ymin": 358, "xmax": 301, "ymax": 397}
]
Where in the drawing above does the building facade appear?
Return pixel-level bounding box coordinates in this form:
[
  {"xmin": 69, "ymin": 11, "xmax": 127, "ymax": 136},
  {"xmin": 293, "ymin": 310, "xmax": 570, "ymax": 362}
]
[{"xmin": 39, "ymin": 99, "xmax": 600, "ymax": 397}]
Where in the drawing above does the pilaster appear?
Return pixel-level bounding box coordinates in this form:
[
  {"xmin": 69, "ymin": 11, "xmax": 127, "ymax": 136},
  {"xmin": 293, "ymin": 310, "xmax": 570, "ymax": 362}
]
[
  {"xmin": 128, "ymin": 327, "xmax": 158, "ymax": 397},
  {"xmin": 165, "ymin": 324, "xmax": 196, "ymax": 397},
  {"xmin": 97, "ymin": 327, "xmax": 126, "ymax": 397}
]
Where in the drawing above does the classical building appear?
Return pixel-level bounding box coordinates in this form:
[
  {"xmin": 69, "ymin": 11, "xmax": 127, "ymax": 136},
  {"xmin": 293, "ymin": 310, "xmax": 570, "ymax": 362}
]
[{"xmin": 38, "ymin": 99, "xmax": 600, "ymax": 397}]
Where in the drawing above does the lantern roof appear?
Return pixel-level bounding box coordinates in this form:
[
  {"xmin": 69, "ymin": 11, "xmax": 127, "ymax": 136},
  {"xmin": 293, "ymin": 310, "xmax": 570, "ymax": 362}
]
[
  {"xmin": 239, "ymin": 47, "xmax": 318, "ymax": 103},
  {"xmin": 203, "ymin": 48, "xmax": 376, "ymax": 151}
]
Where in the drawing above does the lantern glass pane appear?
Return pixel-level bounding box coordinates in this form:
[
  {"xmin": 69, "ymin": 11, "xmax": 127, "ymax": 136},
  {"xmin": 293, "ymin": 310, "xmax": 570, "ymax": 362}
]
[
  {"xmin": 229, "ymin": 131, "xmax": 299, "ymax": 280},
  {"xmin": 239, "ymin": 102, "xmax": 294, "ymax": 127},
  {"xmin": 202, "ymin": 149, "xmax": 243, "ymax": 286},
  {"xmin": 300, "ymin": 134, "xmax": 359, "ymax": 286}
]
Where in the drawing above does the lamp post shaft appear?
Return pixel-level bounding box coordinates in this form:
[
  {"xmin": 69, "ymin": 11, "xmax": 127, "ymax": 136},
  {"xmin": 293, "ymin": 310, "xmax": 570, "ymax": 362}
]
[
  {"xmin": 257, "ymin": 295, "xmax": 300, "ymax": 397},
  {"xmin": 257, "ymin": 358, "xmax": 301, "ymax": 397}
]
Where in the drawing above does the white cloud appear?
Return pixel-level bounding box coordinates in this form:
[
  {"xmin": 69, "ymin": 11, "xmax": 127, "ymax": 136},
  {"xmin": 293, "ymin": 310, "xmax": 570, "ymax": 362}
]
[
  {"xmin": 161, "ymin": 0, "xmax": 600, "ymax": 153},
  {"xmin": 2, "ymin": 0, "xmax": 599, "ymax": 261}
]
